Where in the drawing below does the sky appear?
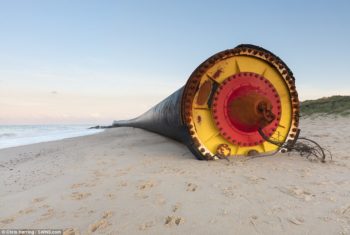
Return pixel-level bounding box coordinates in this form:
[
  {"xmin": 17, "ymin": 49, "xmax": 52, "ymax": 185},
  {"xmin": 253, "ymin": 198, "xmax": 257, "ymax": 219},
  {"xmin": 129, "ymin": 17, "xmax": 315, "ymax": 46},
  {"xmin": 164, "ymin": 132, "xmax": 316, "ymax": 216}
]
[{"xmin": 0, "ymin": 0, "xmax": 349, "ymax": 124}]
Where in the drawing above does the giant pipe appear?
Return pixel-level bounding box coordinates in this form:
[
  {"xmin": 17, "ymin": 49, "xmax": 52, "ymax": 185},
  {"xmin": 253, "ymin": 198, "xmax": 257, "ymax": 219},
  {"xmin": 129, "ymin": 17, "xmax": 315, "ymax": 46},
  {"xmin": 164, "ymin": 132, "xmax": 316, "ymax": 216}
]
[{"xmin": 113, "ymin": 44, "xmax": 300, "ymax": 160}]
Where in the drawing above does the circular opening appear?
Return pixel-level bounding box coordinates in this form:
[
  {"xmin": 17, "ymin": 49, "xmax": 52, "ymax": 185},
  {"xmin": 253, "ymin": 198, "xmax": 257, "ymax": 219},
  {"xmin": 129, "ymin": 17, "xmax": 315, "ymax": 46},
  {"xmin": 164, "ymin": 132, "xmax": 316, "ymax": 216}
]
[
  {"xmin": 212, "ymin": 72, "xmax": 282, "ymax": 146},
  {"xmin": 227, "ymin": 86, "xmax": 273, "ymax": 132}
]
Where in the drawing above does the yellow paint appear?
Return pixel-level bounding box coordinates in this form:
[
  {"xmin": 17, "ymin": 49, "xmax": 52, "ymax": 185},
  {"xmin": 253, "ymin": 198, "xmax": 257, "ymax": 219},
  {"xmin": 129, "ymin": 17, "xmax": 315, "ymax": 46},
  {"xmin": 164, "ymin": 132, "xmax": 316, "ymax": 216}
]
[{"xmin": 192, "ymin": 55, "xmax": 292, "ymax": 157}]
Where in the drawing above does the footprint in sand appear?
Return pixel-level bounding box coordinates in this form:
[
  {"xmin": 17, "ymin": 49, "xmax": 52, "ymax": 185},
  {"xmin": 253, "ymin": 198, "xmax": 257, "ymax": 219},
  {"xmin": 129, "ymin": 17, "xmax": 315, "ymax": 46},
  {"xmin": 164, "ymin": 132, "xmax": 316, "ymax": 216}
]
[
  {"xmin": 137, "ymin": 180, "xmax": 155, "ymax": 190},
  {"xmin": 164, "ymin": 216, "xmax": 184, "ymax": 226},
  {"xmin": 89, "ymin": 219, "xmax": 110, "ymax": 233},
  {"xmin": 139, "ymin": 221, "xmax": 155, "ymax": 231},
  {"xmin": 40, "ymin": 204, "xmax": 50, "ymax": 209},
  {"xmin": 102, "ymin": 211, "xmax": 113, "ymax": 219},
  {"xmin": 88, "ymin": 211, "xmax": 113, "ymax": 233},
  {"xmin": 18, "ymin": 207, "xmax": 35, "ymax": 215},
  {"xmin": 32, "ymin": 197, "xmax": 46, "ymax": 203},
  {"xmin": 0, "ymin": 217, "xmax": 15, "ymax": 225},
  {"xmin": 222, "ymin": 186, "xmax": 236, "ymax": 198},
  {"xmin": 276, "ymin": 186, "xmax": 315, "ymax": 201},
  {"xmin": 135, "ymin": 180, "xmax": 156, "ymax": 199},
  {"xmin": 335, "ymin": 204, "xmax": 350, "ymax": 220},
  {"xmin": 39, "ymin": 208, "xmax": 55, "ymax": 221},
  {"xmin": 172, "ymin": 203, "xmax": 181, "ymax": 212},
  {"xmin": 63, "ymin": 228, "xmax": 80, "ymax": 235},
  {"xmin": 71, "ymin": 182, "xmax": 97, "ymax": 188},
  {"xmin": 70, "ymin": 192, "xmax": 91, "ymax": 200},
  {"xmin": 245, "ymin": 175, "xmax": 266, "ymax": 184},
  {"xmin": 186, "ymin": 183, "xmax": 198, "ymax": 192},
  {"xmin": 287, "ymin": 217, "xmax": 305, "ymax": 225},
  {"xmin": 105, "ymin": 192, "xmax": 116, "ymax": 200}
]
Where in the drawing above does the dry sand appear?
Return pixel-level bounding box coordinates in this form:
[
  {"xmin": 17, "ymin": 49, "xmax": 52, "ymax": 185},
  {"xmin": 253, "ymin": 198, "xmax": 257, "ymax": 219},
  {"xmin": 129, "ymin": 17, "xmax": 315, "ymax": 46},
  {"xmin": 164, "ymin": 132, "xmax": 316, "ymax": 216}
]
[{"xmin": 0, "ymin": 116, "xmax": 349, "ymax": 234}]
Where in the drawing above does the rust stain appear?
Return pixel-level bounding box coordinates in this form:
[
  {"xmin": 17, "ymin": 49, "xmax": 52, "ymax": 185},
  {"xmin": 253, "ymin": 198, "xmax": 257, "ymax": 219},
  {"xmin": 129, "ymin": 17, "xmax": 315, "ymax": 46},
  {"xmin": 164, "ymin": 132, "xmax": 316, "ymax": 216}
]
[
  {"xmin": 196, "ymin": 80, "xmax": 212, "ymax": 105},
  {"xmin": 197, "ymin": 115, "xmax": 202, "ymax": 124},
  {"xmin": 216, "ymin": 144, "xmax": 231, "ymax": 158},
  {"xmin": 212, "ymin": 68, "xmax": 223, "ymax": 79}
]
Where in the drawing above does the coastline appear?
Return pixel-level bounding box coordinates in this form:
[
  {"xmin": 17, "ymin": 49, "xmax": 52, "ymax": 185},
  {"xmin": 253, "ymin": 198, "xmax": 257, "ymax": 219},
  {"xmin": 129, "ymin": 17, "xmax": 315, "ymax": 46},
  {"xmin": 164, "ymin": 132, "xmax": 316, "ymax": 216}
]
[
  {"xmin": 0, "ymin": 116, "xmax": 349, "ymax": 234},
  {"xmin": 0, "ymin": 125, "xmax": 103, "ymax": 150}
]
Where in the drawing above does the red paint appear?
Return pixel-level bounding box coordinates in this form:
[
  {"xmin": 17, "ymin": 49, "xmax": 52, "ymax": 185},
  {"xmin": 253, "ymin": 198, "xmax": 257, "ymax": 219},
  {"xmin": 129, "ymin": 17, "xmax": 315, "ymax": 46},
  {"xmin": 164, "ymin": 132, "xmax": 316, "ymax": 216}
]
[{"xmin": 212, "ymin": 72, "xmax": 281, "ymax": 146}]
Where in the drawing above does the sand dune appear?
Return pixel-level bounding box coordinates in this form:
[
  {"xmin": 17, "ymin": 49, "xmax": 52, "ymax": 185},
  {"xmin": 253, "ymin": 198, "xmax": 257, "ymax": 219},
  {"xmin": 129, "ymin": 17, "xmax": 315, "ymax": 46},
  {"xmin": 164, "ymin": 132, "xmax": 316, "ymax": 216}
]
[{"xmin": 0, "ymin": 116, "xmax": 349, "ymax": 234}]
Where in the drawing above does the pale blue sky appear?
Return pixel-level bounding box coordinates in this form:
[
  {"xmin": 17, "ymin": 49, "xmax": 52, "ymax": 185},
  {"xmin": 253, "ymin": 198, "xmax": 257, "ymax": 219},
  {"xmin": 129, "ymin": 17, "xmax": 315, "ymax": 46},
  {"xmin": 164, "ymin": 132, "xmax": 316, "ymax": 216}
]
[{"xmin": 0, "ymin": 0, "xmax": 349, "ymax": 124}]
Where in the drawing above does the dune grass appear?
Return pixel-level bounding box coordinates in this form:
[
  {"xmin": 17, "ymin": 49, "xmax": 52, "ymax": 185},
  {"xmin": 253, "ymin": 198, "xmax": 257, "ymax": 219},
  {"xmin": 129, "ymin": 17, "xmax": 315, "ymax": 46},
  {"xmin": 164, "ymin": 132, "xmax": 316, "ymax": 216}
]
[{"xmin": 300, "ymin": 96, "xmax": 350, "ymax": 116}]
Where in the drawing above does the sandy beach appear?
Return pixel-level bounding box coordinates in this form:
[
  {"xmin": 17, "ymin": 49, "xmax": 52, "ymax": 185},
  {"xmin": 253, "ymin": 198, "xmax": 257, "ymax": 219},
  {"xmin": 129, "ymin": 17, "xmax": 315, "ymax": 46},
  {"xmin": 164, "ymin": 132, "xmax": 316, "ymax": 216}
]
[{"xmin": 0, "ymin": 116, "xmax": 349, "ymax": 234}]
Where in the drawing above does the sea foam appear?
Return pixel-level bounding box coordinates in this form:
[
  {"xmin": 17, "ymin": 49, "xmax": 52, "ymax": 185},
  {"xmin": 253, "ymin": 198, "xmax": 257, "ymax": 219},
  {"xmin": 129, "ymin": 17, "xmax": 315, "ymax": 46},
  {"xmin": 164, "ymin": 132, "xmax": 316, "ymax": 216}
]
[{"xmin": 0, "ymin": 125, "xmax": 103, "ymax": 149}]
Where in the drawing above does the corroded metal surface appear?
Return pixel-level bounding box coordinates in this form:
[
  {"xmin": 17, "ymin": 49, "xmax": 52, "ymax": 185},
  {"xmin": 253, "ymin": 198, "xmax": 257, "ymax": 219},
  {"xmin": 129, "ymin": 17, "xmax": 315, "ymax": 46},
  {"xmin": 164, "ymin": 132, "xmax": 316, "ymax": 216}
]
[{"xmin": 113, "ymin": 44, "xmax": 300, "ymax": 160}]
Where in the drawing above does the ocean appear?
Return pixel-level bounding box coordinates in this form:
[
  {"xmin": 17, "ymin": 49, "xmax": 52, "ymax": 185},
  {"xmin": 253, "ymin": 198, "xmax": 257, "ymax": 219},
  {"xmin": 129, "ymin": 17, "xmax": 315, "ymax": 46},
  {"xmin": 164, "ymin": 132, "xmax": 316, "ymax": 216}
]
[{"xmin": 0, "ymin": 125, "xmax": 103, "ymax": 149}]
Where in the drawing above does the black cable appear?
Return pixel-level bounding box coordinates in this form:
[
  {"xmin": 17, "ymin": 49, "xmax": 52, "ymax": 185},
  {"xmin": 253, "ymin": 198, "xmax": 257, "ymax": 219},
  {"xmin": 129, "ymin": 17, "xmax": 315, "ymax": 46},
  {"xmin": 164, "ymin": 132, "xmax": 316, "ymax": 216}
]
[{"xmin": 257, "ymin": 127, "xmax": 329, "ymax": 163}]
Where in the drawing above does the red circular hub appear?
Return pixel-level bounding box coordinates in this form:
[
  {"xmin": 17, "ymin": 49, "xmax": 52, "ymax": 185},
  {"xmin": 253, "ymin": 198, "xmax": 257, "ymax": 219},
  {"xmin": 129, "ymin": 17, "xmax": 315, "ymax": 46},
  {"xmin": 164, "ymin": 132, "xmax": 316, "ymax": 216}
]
[{"xmin": 212, "ymin": 72, "xmax": 281, "ymax": 146}]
